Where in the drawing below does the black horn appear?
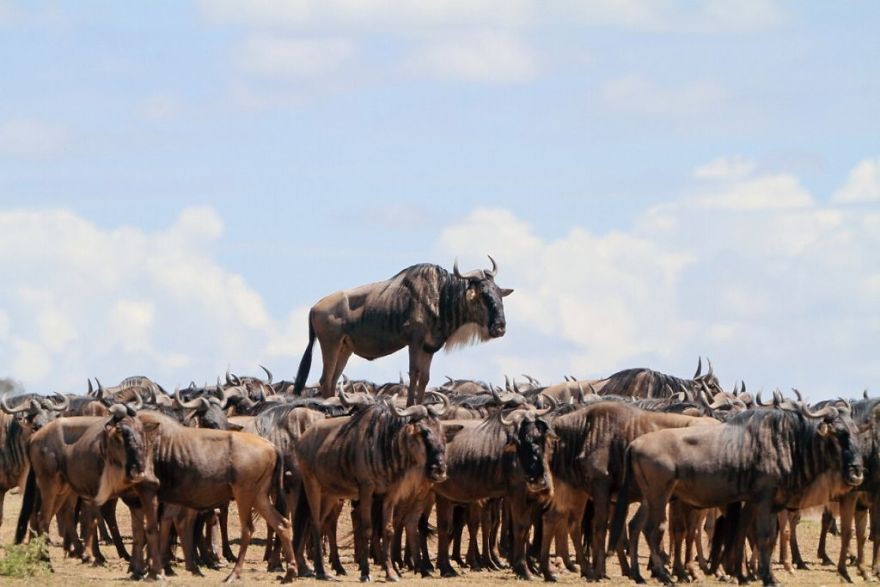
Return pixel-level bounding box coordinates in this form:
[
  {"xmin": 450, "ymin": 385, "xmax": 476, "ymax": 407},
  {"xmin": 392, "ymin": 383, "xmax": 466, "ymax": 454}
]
[
  {"xmin": 694, "ymin": 357, "xmax": 702, "ymax": 379},
  {"xmin": 259, "ymin": 365, "xmax": 273, "ymax": 384}
]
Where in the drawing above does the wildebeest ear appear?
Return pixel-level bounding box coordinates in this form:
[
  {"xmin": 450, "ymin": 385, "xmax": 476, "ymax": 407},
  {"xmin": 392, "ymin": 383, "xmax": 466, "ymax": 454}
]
[
  {"xmin": 466, "ymin": 288, "xmax": 478, "ymax": 301},
  {"xmin": 817, "ymin": 422, "xmax": 832, "ymax": 437},
  {"xmin": 443, "ymin": 424, "xmax": 464, "ymax": 443},
  {"xmin": 500, "ymin": 288, "xmax": 514, "ymax": 297}
]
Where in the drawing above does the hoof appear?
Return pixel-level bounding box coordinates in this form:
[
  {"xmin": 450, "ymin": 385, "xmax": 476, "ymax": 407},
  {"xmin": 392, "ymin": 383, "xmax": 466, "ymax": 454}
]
[
  {"xmin": 359, "ymin": 574, "xmax": 372, "ymax": 582},
  {"xmin": 543, "ymin": 572, "xmax": 559, "ymax": 582}
]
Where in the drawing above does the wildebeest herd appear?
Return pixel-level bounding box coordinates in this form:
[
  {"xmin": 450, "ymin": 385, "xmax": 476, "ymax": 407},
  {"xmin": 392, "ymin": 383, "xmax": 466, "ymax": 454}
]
[{"xmin": 0, "ymin": 259, "xmax": 876, "ymax": 586}]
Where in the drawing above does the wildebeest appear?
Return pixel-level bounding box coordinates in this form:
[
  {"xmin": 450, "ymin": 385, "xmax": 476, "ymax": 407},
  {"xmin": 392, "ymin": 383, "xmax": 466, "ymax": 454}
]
[
  {"xmin": 597, "ymin": 357, "xmax": 723, "ymax": 399},
  {"xmin": 18, "ymin": 405, "xmax": 159, "ymax": 567},
  {"xmin": 434, "ymin": 405, "xmax": 556, "ymax": 579},
  {"xmin": 292, "ymin": 258, "xmax": 513, "ymax": 405},
  {"xmin": 0, "ymin": 392, "xmax": 68, "ymax": 531},
  {"xmin": 134, "ymin": 410, "xmax": 299, "ymax": 583},
  {"xmin": 541, "ymin": 400, "xmax": 718, "ymax": 582},
  {"xmin": 611, "ymin": 402, "xmax": 865, "ymax": 586},
  {"xmin": 295, "ymin": 393, "xmax": 452, "ymax": 581}
]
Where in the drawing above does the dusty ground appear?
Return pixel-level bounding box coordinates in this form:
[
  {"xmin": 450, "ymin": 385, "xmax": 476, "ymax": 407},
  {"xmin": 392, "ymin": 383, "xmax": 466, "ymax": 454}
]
[{"xmin": 0, "ymin": 491, "xmax": 860, "ymax": 585}]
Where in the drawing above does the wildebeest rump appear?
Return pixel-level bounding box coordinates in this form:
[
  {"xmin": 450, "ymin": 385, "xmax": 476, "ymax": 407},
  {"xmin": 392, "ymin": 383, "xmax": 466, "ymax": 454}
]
[{"xmin": 292, "ymin": 259, "xmax": 512, "ymax": 405}]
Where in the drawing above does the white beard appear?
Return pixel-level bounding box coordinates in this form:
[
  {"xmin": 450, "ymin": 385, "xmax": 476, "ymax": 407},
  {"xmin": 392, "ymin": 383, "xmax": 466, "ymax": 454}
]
[{"xmin": 444, "ymin": 323, "xmax": 491, "ymax": 353}]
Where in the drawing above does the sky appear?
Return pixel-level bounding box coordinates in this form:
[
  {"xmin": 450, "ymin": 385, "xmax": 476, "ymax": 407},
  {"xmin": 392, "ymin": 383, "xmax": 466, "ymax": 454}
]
[{"xmin": 0, "ymin": 1, "xmax": 878, "ymax": 400}]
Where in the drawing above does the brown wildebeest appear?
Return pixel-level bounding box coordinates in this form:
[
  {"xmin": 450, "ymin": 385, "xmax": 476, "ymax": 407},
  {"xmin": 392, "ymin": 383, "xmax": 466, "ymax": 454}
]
[
  {"xmin": 610, "ymin": 403, "xmax": 865, "ymax": 586},
  {"xmin": 292, "ymin": 258, "xmax": 513, "ymax": 405}
]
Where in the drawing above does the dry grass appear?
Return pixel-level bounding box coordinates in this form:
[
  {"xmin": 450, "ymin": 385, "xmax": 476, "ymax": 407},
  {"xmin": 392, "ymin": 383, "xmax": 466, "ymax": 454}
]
[{"xmin": 0, "ymin": 490, "xmax": 857, "ymax": 585}]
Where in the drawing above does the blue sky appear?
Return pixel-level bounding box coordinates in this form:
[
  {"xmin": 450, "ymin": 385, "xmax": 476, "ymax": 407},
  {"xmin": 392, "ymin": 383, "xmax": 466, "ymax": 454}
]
[{"xmin": 1, "ymin": 1, "xmax": 878, "ymax": 399}]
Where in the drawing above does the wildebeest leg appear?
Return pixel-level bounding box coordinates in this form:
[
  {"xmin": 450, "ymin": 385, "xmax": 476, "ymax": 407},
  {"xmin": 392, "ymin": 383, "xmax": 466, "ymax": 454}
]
[
  {"xmin": 356, "ymin": 486, "xmax": 376, "ymax": 582},
  {"xmin": 837, "ymin": 492, "xmax": 858, "ymax": 583},
  {"xmin": 100, "ymin": 499, "xmax": 130, "ymax": 561},
  {"xmin": 128, "ymin": 503, "xmax": 147, "ymax": 578},
  {"xmin": 818, "ymin": 506, "xmax": 835, "ymax": 565},
  {"xmin": 625, "ymin": 502, "xmax": 647, "ymax": 583},
  {"xmin": 317, "ymin": 336, "xmax": 346, "ymax": 399},
  {"xmin": 81, "ymin": 503, "xmax": 106, "ymax": 565},
  {"xmin": 435, "ymin": 497, "xmax": 458, "ymax": 577},
  {"xmin": 777, "ymin": 511, "xmax": 792, "ymax": 573},
  {"xmin": 327, "ymin": 501, "xmax": 346, "ymax": 576},
  {"xmin": 668, "ymin": 500, "xmax": 688, "ymax": 583},
  {"xmin": 301, "ymin": 474, "xmax": 331, "ymax": 580},
  {"xmin": 753, "ymin": 501, "xmax": 778, "ymax": 587},
  {"xmin": 218, "ymin": 503, "xmax": 236, "ymax": 563},
  {"xmin": 406, "ymin": 344, "xmax": 433, "ymax": 406},
  {"xmin": 175, "ymin": 508, "xmax": 202, "ymax": 576},
  {"xmin": 682, "ymin": 506, "xmax": 702, "ymax": 581},
  {"xmin": 540, "ymin": 503, "xmax": 563, "ymax": 581},
  {"xmin": 136, "ymin": 489, "xmax": 163, "ymax": 580},
  {"xmin": 642, "ymin": 488, "xmax": 675, "ymax": 585},
  {"xmin": 508, "ymin": 495, "xmax": 533, "ymax": 579},
  {"xmin": 591, "ymin": 488, "xmax": 613, "ymax": 580},
  {"xmin": 855, "ymin": 503, "xmax": 869, "ymax": 580},
  {"xmin": 224, "ymin": 498, "xmax": 256, "ymax": 583},
  {"xmin": 788, "ymin": 510, "xmax": 808, "ymax": 570},
  {"xmin": 870, "ymin": 495, "xmax": 880, "ymax": 578},
  {"xmin": 250, "ymin": 490, "xmax": 298, "ymax": 584},
  {"xmin": 451, "ymin": 504, "xmax": 467, "ymax": 567},
  {"xmin": 465, "ymin": 502, "xmax": 482, "ymax": 570}
]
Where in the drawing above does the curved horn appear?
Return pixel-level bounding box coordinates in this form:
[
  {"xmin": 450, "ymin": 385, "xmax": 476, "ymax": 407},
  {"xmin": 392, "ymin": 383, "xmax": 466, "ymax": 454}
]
[
  {"xmin": 175, "ymin": 387, "xmax": 203, "ymax": 410},
  {"xmin": 259, "ymin": 365, "xmax": 273, "ymax": 384},
  {"xmin": 803, "ymin": 403, "xmax": 838, "ymax": 420},
  {"xmin": 389, "ymin": 400, "xmax": 428, "ymax": 420},
  {"xmin": 772, "ymin": 389, "xmax": 783, "ymax": 406},
  {"xmin": 756, "ymin": 390, "xmax": 774, "ymax": 407},
  {"xmin": 693, "ymin": 357, "xmax": 702, "ymax": 379},
  {"xmin": 485, "ymin": 254, "xmax": 498, "ymax": 278},
  {"xmin": 706, "ymin": 358, "xmax": 714, "ymax": 379},
  {"xmin": 127, "ymin": 389, "xmax": 144, "ymax": 412},
  {"xmin": 864, "ymin": 389, "xmax": 870, "ymax": 400},
  {"xmin": 453, "ymin": 258, "xmax": 484, "ymax": 281},
  {"xmin": 96, "ymin": 378, "xmax": 106, "ymax": 399},
  {"xmin": 108, "ymin": 404, "xmax": 128, "ymax": 420},
  {"xmin": 444, "ymin": 375, "xmax": 454, "ymax": 386},
  {"xmin": 426, "ymin": 391, "xmax": 450, "ymax": 417},
  {"xmin": 0, "ymin": 394, "xmax": 30, "ymax": 414},
  {"xmin": 48, "ymin": 392, "xmax": 69, "ymax": 412},
  {"xmin": 491, "ymin": 385, "xmax": 503, "ymax": 403},
  {"xmin": 791, "ymin": 388, "xmax": 803, "ymax": 403},
  {"xmin": 499, "ymin": 408, "xmax": 519, "ymax": 427},
  {"xmin": 400, "ymin": 372, "xmax": 406, "ymax": 385},
  {"xmin": 87, "ymin": 379, "xmax": 94, "ymax": 396}
]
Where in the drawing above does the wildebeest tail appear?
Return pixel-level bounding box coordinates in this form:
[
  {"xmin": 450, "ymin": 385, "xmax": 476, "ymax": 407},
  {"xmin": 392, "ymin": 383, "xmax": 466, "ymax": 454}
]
[
  {"xmin": 293, "ymin": 313, "xmax": 316, "ymax": 395},
  {"xmin": 292, "ymin": 486, "xmax": 310, "ymax": 554},
  {"xmin": 15, "ymin": 469, "xmax": 38, "ymax": 544},
  {"xmin": 607, "ymin": 446, "xmax": 633, "ymax": 553},
  {"xmin": 709, "ymin": 502, "xmax": 740, "ymax": 576}
]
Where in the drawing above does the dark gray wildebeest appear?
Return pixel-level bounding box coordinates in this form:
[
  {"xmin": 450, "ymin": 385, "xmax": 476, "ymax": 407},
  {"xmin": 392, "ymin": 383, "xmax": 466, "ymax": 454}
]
[
  {"xmin": 434, "ymin": 405, "xmax": 556, "ymax": 579},
  {"xmin": 295, "ymin": 393, "xmax": 453, "ymax": 581},
  {"xmin": 292, "ymin": 258, "xmax": 513, "ymax": 405},
  {"xmin": 596, "ymin": 357, "xmax": 723, "ymax": 399},
  {"xmin": 609, "ymin": 403, "xmax": 865, "ymax": 586},
  {"xmin": 17, "ymin": 405, "xmax": 159, "ymax": 568},
  {"xmin": 0, "ymin": 392, "xmax": 68, "ymax": 531}
]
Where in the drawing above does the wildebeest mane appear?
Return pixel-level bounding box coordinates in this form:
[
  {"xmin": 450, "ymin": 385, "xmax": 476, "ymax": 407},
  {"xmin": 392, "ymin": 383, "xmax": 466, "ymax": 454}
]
[
  {"xmin": 598, "ymin": 368, "xmax": 694, "ymax": 399},
  {"xmin": 335, "ymin": 402, "xmax": 420, "ymax": 478}
]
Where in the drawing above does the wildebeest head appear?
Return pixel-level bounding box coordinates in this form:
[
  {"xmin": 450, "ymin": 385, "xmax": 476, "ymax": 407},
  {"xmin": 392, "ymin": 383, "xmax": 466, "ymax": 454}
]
[
  {"xmin": 501, "ymin": 407, "xmax": 557, "ymax": 494},
  {"xmin": 804, "ymin": 402, "xmax": 865, "ymax": 487},
  {"xmin": 1, "ymin": 393, "xmax": 66, "ymax": 432},
  {"xmin": 453, "ymin": 256, "xmax": 513, "ymax": 339},
  {"xmin": 389, "ymin": 392, "xmax": 451, "ymax": 482},
  {"xmin": 103, "ymin": 403, "xmax": 159, "ymax": 490},
  {"xmin": 175, "ymin": 384, "xmax": 231, "ymax": 430}
]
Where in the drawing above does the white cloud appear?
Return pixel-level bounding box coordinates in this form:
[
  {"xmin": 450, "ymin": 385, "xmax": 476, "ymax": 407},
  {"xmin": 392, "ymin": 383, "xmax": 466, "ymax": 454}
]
[
  {"xmin": 0, "ymin": 207, "xmax": 304, "ymax": 391},
  {"xmin": 833, "ymin": 156, "xmax": 880, "ymax": 204},
  {"xmin": 602, "ymin": 75, "xmax": 726, "ymax": 115},
  {"xmin": 0, "ymin": 118, "xmax": 70, "ymax": 156},
  {"xmin": 407, "ymin": 31, "xmax": 537, "ymax": 83},
  {"xmin": 236, "ymin": 35, "xmax": 354, "ymax": 77},
  {"xmin": 435, "ymin": 157, "xmax": 879, "ymax": 397},
  {"xmin": 694, "ymin": 156, "xmax": 757, "ymax": 181}
]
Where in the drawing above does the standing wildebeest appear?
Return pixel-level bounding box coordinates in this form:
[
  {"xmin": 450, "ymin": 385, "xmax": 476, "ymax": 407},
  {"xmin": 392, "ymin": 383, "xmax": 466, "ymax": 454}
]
[
  {"xmin": 134, "ymin": 411, "xmax": 299, "ymax": 583},
  {"xmin": 611, "ymin": 403, "xmax": 865, "ymax": 586},
  {"xmin": 0, "ymin": 393, "xmax": 68, "ymax": 531},
  {"xmin": 293, "ymin": 258, "xmax": 513, "ymax": 405},
  {"xmin": 434, "ymin": 406, "xmax": 556, "ymax": 579},
  {"xmin": 295, "ymin": 394, "xmax": 452, "ymax": 581}
]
